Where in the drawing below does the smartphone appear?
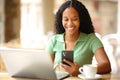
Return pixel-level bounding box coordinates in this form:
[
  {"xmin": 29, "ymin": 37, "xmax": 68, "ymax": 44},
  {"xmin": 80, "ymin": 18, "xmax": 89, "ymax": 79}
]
[{"xmin": 62, "ymin": 50, "xmax": 73, "ymax": 66}]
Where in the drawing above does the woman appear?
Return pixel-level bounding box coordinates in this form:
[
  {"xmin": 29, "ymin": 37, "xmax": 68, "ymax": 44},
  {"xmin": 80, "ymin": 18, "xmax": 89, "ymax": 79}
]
[{"xmin": 46, "ymin": 0, "xmax": 111, "ymax": 76}]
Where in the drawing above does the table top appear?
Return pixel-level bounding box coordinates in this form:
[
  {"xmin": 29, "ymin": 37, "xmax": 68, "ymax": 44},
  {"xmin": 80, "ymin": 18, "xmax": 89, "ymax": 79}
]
[{"xmin": 0, "ymin": 72, "xmax": 120, "ymax": 80}]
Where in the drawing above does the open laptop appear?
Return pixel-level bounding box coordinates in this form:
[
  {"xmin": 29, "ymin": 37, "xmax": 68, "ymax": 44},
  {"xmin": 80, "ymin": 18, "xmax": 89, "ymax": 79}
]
[{"xmin": 0, "ymin": 48, "xmax": 69, "ymax": 80}]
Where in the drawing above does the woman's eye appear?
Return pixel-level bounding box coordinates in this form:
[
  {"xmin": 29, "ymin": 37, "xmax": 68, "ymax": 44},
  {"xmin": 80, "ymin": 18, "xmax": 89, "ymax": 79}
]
[
  {"xmin": 63, "ymin": 19, "xmax": 68, "ymax": 21},
  {"xmin": 62, "ymin": 17, "xmax": 79, "ymax": 22},
  {"xmin": 73, "ymin": 18, "xmax": 79, "ymax": 21}
]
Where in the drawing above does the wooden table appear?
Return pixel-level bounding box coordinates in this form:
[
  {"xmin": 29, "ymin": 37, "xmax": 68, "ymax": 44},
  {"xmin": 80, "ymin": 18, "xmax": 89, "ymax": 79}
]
[{"xmin": 0, "ymin": 72, "xmax": 120, "ymax": 80}]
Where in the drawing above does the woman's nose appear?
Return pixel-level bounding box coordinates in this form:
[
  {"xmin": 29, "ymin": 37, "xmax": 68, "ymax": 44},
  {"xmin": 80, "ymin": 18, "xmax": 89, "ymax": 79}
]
[{"xmin": 67, "ymin": 20, "xmax": 73, "ymax": 26}]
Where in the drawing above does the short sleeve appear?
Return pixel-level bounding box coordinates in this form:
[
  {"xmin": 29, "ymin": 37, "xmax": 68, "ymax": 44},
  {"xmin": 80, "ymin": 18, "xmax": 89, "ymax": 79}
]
[
  {"xmin": 90, "ymin": 34, "xmax": 103, "ymax": 53},
  {"xmin": 46, "ymin": 36, "xmax": 56, "ymax": 54}
]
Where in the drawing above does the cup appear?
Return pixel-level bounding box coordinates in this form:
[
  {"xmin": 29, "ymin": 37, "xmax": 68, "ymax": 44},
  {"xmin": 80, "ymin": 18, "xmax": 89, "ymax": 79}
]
[{"xmin": 79, "ymin": 64, "xmax": 97, "ymax": 78}]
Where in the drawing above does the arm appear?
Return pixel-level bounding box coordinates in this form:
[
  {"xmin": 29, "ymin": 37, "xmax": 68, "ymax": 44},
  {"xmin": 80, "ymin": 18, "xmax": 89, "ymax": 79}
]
[
  {"xmin": 94, "ymin": 47, "xmax": 111, "ymax": 74},
  {"xmin": 61, "ymin": 60, "xmax": 80, "ymax": 76},
  {"xmin": 50, "ymin": 53, "xmax": 55, "ymax": 63}
]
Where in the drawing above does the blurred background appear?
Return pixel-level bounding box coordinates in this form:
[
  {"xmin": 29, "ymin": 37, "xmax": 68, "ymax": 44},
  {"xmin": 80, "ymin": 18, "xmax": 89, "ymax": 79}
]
[{"xmin": 0, "ymin": 0, "xmax": 120, "ymax": 74}]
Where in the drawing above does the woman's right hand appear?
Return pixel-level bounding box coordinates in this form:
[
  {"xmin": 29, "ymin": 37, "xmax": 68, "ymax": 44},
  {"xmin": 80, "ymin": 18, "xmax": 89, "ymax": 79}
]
[{"xmin": 61, "ymin": 59, "xmax": 80, "ymax": 76}]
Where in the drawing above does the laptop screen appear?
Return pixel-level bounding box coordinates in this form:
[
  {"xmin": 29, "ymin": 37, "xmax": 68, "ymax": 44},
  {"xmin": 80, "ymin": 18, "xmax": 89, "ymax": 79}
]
[{"xmin": 0, "ymin": 48, "xmax": 57, "ymax": 79}]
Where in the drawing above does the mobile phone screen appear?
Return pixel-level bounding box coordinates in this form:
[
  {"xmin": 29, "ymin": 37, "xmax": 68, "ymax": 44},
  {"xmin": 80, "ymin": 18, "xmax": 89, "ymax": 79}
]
[{"xmin": 62, "ymin": 50, "xmax": 73, "ymax": 66}]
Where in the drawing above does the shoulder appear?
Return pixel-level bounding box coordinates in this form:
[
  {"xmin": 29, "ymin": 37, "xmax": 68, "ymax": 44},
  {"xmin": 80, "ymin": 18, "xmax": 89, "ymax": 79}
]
[
  {"xmin": 46, "ymin": 33, "xmax": 64, "ymax": 52},
  {"xmin": 87, "ymin": 33, "xmax": 102, "ymax": 43},
  {"xmin": 49, "ymin": 33, "xmax": 64, "ymax": 43},
  {"xmin": 78, "ymin": 32, "xmax": 98, "ymax": 41},
  {"xmin": 88, "ymin": 33, "xmax": 98, "ymax": 39},
  {"xmin": 86, "ymin": 33, "xmax": 103, "ymax": 52}
]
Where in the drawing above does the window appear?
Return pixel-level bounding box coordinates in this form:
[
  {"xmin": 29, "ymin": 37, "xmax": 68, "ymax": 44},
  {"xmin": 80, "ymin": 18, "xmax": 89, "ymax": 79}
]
[{"xmin": 20, "ymin": 0, "xmax": 45, "ymax": 48}]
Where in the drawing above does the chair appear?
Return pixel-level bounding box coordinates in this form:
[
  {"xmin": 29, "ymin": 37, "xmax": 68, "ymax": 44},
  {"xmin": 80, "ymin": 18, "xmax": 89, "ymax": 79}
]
[{"xmin": 102, "ymin": 33, "xmax": 120, "ymax": 73}]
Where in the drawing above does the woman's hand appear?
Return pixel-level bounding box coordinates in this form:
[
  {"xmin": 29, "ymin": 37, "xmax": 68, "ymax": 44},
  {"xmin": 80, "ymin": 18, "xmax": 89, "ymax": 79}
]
[{"xmin": 61, "ymin": 59, "xmax": 80, "ymax": 76}]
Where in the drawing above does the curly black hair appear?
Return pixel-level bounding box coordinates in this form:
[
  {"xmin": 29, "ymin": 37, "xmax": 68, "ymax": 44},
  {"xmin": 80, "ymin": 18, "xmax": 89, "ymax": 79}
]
[{"xmin": 54, "ymin": 0, "xmax": 94, "ymax": 34}]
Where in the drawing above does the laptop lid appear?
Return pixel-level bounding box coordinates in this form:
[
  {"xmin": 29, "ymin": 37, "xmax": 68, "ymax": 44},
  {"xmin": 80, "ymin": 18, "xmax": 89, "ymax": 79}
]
[{"xmin": 0, "ymin": 48, "xmax": 57, "ymax": 80}]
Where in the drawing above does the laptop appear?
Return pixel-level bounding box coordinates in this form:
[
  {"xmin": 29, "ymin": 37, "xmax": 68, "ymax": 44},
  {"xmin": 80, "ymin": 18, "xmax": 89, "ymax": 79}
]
[{"xmin": 0, "ymin": 48, "xmax": 69, "ymax": 80}]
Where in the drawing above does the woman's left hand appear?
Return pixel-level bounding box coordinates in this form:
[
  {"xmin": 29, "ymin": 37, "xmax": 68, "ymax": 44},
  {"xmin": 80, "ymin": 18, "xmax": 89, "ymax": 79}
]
[{"xmin": 60, "ymin": 59, "xmax": 80, "ymax": 76}]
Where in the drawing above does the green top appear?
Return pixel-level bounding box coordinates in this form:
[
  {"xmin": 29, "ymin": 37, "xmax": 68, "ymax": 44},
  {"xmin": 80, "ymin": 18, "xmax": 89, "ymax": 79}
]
[{"xmin": 46, "ymin": 32, "xmax": 103, "ymax": 66}]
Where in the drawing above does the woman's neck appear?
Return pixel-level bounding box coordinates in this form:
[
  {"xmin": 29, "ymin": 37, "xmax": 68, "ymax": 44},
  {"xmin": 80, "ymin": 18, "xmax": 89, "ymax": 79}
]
[{"xmin": 65, "ymin": 32, "xmax": 80, "ymax": 42}]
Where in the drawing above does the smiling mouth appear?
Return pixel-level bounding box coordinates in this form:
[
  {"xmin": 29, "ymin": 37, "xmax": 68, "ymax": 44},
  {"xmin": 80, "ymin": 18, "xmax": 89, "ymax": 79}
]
[{"xmin": 67, "ymin": 27, "xmax": 74, "ymax": 30}]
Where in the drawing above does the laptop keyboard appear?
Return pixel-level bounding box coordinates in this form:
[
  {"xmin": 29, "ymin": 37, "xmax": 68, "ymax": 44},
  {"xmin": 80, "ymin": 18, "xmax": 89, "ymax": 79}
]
[{"xmin": 56, "ymin": 73, "xmax": 69, "ymax": 80}]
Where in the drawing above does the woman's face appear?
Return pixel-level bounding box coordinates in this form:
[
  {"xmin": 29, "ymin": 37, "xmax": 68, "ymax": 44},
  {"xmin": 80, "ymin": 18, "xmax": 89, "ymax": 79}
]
[{"xmin": 62, "ymin": 7, "xmax": 80, "ymax": 35}]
